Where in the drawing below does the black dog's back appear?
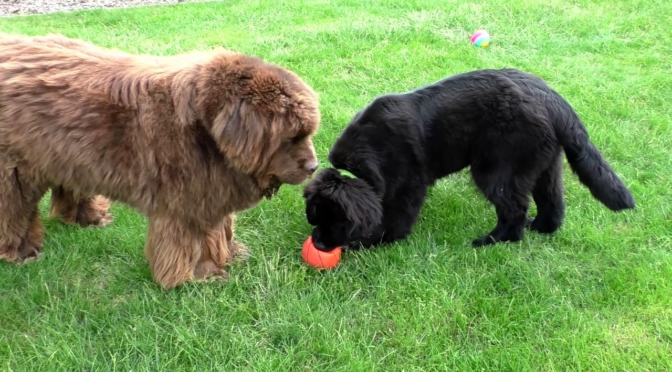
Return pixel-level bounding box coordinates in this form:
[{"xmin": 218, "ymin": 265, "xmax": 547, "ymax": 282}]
[
  {"xmin": 414, "ymin": 71, "xmax": 556, "ymax": 177},
  {"xmin": 304, "ymin": 69, "xmax": 634, "ymax": 250},
  {"xmin": 485, "ymin": 69, "xmax": 635, "ymax": 210}
]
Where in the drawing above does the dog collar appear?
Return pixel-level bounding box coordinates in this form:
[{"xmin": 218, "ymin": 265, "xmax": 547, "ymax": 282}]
[{"xmin": 337, "ymin": 169, "xmax": 357, "ymax": 179}]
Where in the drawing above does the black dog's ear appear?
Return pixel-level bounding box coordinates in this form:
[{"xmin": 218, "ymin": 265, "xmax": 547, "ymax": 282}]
[
  {"xmin": 303, "ymin": 168, "xmax": 383, "ymax": 237},
  {"xmin": 333, "ymin": 177, "xmax": 383, "ymax": 237},
  {"xmin": 305, "ymin": 198, "xmax": 319, "ymax": 226},
  {"xmin": 303, "ymin": 168, "xmax": 338, "ymax": 200},
  {"xmin": 303, "ymin": 168, "xmax": 338, "ymax": 226},
  {"xmin": 303, "ymin": 178, "xmax": 318, "ymax": 226}
]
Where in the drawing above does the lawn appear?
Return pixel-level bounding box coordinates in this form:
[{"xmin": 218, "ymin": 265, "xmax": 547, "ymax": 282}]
[{"xmin": 1, "ymin": 0, "xmax": 671, "ymax": 370}]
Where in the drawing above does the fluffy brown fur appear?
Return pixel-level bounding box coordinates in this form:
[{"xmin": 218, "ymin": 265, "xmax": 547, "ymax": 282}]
[{"xmin": 0, "ymin": 34, "xmax": 320, "ymax": 288}]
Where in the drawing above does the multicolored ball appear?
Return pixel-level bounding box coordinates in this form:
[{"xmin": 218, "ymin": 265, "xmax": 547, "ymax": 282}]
[{"xmin": 471, "ymin": 30, "xmax": 490, "ymax": 47}]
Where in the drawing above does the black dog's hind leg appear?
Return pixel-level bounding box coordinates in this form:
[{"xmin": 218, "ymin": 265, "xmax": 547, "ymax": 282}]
[
  {"xmin": 471, "ymin": 167, "xmax": 534, "ymax": 247},
  {"xmin": 529, "ymin": 155, "xmax": 566, "ymax": 234}
]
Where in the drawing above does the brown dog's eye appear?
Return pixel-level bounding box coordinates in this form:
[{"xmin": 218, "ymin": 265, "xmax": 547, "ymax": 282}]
[{"xmin": 291, "ymin": 135, "xmax": 305, "ymax": 144}]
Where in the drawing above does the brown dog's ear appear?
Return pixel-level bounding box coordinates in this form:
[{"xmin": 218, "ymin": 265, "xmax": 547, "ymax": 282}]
[{"xmin": 209, "ymin": 99, "xmax": 274, "ymax": 174}]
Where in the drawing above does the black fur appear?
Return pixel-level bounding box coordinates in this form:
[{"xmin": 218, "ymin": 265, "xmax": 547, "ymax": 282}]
[{"xmin": 303, "ymin": 69, "xmax": 635, "ymax": 251}]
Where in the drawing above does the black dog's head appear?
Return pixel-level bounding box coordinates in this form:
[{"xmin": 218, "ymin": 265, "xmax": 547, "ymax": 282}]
[{"xmin": 303, "ymin": 168, "xmax": 383, "ymax": 251}]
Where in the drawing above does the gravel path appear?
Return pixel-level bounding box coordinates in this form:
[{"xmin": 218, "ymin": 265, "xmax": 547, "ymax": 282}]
[{"xmin": 1, "ymin": 0, "xmax": 212, "ymax": 17}]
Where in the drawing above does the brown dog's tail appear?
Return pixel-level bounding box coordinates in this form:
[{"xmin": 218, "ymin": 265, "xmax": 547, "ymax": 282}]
[{"xmin": 548, "ymin": 95, "xmax": 635, "ymax": 211}]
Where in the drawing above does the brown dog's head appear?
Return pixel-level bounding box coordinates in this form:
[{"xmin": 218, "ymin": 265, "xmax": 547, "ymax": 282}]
[{"xmin": 187, "ymin": 51, "xmax": 320, "ymax": 195}]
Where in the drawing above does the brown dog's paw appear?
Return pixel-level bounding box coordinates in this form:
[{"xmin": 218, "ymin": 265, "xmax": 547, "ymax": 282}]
[
  {"xmin": 78, "ymin": 196, "xmax": 113, "ymax": 228},
  {"xmin": 17, "ymin": 241, "xmax": 42, "ymax": 263},
  {"xmin": 85, "ymin": 210, "xmax": 114, "ymax": 228},
  {"xmin": 13, "ymin": 238, "xmax": 43, "ymax": 264},
  {"xmin": 231, "ymin": 241, "xmax": 250, "ymax": 263},
  {"xmin": 193, "ymin": 259, "xmax": 230, "ymax": 283},
  {"xmin": 0, "ymin": 239, "xmax": 43, "ymax": 264},
  {"xmin": 193, "ymin": 271, "xmax": 230, "ymax": 284},
  {"xmin": 0, "ymin": 245, "xmax": 18, "ymax": 263}
]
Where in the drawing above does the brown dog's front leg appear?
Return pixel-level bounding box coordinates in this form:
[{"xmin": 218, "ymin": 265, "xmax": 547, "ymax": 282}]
[
  {"xmin": 144, "ymin": 215, "xmax": 204, "ymax": 289},
  {"xmin": 194, "ymin": 213, "xmax": 250, "ymax": 281},
  {"xmin": 145, "ymin": 214, "xmax": 245, "ymax": 289}
]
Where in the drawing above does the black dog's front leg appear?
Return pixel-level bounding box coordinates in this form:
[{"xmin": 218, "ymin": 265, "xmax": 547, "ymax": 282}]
[
  {"xmin": 347, "ymin": 189, "xmax": 427, "ymax": 250},
  {"xmin": 347, "ymin": 226, "xmax": 411, "ymax": 250},
  {"xmin": 346, "ymin": 224, "xmax": 387, "ymax": 250}
]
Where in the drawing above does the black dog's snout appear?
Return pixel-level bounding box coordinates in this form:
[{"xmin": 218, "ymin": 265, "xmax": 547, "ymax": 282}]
[
  {"xmin": 311, "ymin": 229, "xmax": 335, "ymax": 252},
  {"xmin": 312, "ymin": 239, "xmax": 326, "ymax": 250}
]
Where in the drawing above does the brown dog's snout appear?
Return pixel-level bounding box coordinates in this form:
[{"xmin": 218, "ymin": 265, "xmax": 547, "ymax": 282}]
[{"xmin": 305, "ymin": 161, "xmax": 319, "ymax": 174}]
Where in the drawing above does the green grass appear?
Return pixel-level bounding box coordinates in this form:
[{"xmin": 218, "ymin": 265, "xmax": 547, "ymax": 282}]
[{"xmin": 1, "ymin": 0, "xmax": 671, "ymax": 370}]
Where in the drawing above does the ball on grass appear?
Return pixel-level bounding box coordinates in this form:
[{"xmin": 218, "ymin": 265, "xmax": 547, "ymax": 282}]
[
  {"xmin": 301, "ymin": 236, "xmax": 341, "ymax": 269},
  {"xmin": 471, "ymin": 29, "xmax": 490, "ymax": 47}
]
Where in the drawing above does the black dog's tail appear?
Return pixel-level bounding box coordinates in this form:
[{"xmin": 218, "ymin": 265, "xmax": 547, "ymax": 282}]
[{"xmin": 548, "ymin": 95, "xmax": 635, "ymax": 211}]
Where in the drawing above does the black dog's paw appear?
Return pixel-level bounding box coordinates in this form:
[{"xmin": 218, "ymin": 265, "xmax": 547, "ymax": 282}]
[
  {"xmin": 472, "ymin": 235, "xmax": 497, "ymax": 247},
  {"xmin": 529, "ymin": 218, "xmax": 560, "ymax": 234},
  {"xmin": 525, "ymin": 217, "xmax": 534, "ymax": 228},
  {"xmin": 344, "ymin": 237, "xmax": 384, "ymax": 250},
  {"xmin": 343, "ymin": 241, "xmax": 363, "ymax": 250}
]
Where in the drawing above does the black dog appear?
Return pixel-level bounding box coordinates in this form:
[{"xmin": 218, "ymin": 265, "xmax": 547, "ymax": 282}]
[{"xmin": 304, "ymin": 68, "xmax": 635, "ymax": 251}]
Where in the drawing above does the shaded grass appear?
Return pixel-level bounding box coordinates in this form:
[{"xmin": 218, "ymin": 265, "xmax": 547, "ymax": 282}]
[{"xmin": 1, "ymin": 0, "xmax": 671, "ymax": 370}]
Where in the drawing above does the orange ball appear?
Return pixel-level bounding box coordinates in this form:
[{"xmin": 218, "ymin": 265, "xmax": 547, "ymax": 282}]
[{"xmin": 301, "ymin": 236, "xmax": 341, "ymax": 269}]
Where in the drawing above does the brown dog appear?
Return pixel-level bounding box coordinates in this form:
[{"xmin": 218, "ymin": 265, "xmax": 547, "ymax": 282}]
[{"xmin": 0, "ymin": 34, "xmax": 320, "ymax": 288}]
